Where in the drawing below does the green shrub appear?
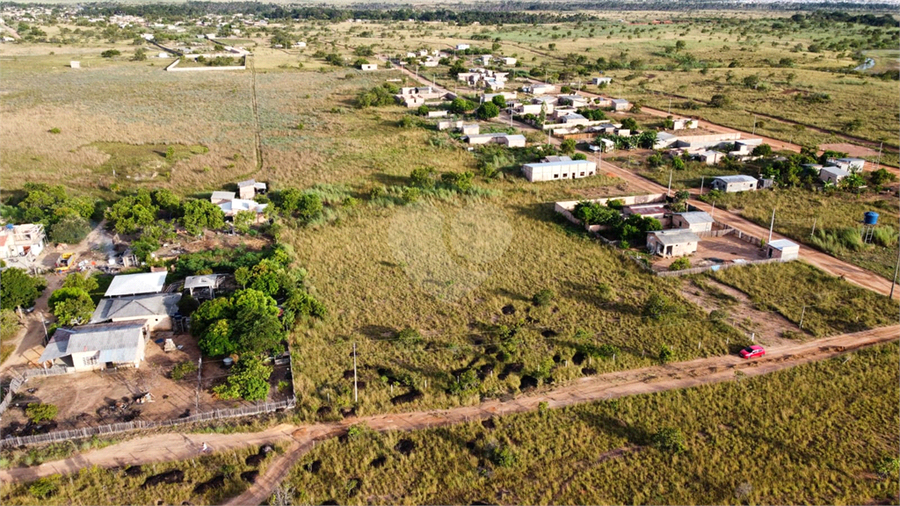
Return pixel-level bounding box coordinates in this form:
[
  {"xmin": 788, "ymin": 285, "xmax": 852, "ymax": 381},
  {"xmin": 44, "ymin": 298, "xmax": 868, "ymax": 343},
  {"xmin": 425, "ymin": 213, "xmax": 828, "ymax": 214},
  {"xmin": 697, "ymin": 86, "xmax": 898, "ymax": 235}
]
[
  {"xmin": 652, "ymin": 427, "xmax": 686, "ymax": 453},
  {"xmin": 26, "ymin": 403, "xmax": 57, "ymax": 424},
  {"xmin": 532, "ymin": 289, "xmax": 555, "ymax": 307},
  {"xmin": 170, "ymin": 360, "xmax": 198, "ymax": 381},
  {"xmin": 48, "ymin": 127, "xmax": 61, "ymax": 134},
  {"xmin": 669, "ymin": 257, "xmax": 691, "ymax": 271},
  {"xmin": 28, "ymin": 478, "xmax": 57, "ymax": 499}
]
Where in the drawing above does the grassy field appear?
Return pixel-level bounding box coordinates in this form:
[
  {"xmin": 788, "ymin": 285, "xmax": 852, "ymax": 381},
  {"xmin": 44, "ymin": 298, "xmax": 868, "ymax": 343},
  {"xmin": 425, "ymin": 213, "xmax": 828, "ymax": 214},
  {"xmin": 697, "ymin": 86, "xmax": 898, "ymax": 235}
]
[
  {"xmin": 0, "ymin": 443, "xmax": 284, "ymax": 505},
  {"xmin": 709, "ymin": 188, "xmax": 899, "ymax": 280},
  {"xmin": 711, "ymin": 261, "xmax": 899, "ymax": 337},
  {"xmin": 281, "ymin": 341, "xmax": 899, "ymax": 505}
]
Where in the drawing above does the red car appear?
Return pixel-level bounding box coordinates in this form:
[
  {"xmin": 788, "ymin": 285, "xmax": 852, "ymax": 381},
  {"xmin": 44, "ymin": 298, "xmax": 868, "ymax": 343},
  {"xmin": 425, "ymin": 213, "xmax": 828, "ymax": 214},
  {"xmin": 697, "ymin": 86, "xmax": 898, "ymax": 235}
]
[{"xmin": 740, "ymin": 345, "xmax": 766, "ymax": 359}]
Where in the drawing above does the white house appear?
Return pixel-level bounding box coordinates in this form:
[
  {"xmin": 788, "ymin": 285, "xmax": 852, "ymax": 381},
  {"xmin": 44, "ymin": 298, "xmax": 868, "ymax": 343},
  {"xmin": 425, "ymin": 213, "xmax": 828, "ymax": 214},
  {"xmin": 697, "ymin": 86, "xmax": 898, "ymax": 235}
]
[
  {"xmin": 39, "ymin": 320, "xmax": 150, "ymax": 372},
  {"xmin": 558, "ymin": 112, "xmax": 590, "ymax": 126},
  {"xmin": 0, "ymin": 223, "xmax": 46, "ymax": 259},
  {"xmin": 498, "ymin": 57, "xmax": 516, "ymax": 66},
  {"xmin": 237, "ymin": 179, "xmax": 266, "ymax": 200},
  {"xmin": 819, "ymin": 166, "xmax": 850, "ymax": 184},
  {"xmin": 467, "ymin": 133, "xmax": 526, "ymax": 148},
  {"xmin": 765, "ymin": 239, "xmax": 800, "ymax": 261},
  {"xmin": 672, "ymin": 118, "xmax": 699, "ymax": 130},
  {"xmin": 710, "ymin": 175, "xmax": 758, "ymax": 193},
  {"xmin": 184, "ymin": 274, "xmax": 224, "ymax": 299},
  {"xmin": 526, "ymin": 84, "xmax": 555, "ymax": 95},
  {"xmin": 459, "ymin": 123, "xmax": 480, "ymax": 136},
  {"xmin": 697, "ymin": 150, "xmax": 726, "ymax": 166},
  {"xmin": 829, "ymin": 157, "xmax": 866, "ymax": 172},
  {"xmin": 522, "ymin": 156, "xmax": 597, "ymax": 182},
  {"xmin": 591, "ymin": 77, "xmax": 612, "ymax": 85},
  {"xmin": 361, "ymin": 63, "xmax": 378, "ymax": 71},
  {"xmin": 646, "ymin": 229, "xmax": 700, "ymax": 258},
  {"xmin": 672, "ymin": 211, "xmax": 714, "ymax": 233},
  {"xmin": 456, "ymin": 44, "xmax": 470, "ymax": 51},
  {"xmin": 219, "ymin": 199, "xmax": 268, "ymax": 222},
  {"xmin": 610, "ymin": 98, "xmax": 631, "ymax": 111}
]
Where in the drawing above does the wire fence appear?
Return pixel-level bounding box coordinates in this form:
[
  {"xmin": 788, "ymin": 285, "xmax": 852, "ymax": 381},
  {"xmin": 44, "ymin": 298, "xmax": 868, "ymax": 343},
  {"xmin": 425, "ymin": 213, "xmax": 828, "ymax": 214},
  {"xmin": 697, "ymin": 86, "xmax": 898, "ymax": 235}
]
[
  {"xmin": 1, "ymin": 397, "xmax": 296, "ymax": 448},
  {"xmin": 0, "ymin": 367, "xmax": 71, "ymax": 415}
]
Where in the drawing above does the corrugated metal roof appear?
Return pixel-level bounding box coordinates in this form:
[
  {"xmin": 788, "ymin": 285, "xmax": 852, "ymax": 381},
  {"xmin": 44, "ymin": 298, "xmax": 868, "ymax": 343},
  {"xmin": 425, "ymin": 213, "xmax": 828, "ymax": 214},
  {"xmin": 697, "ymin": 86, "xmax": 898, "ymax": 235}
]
[
  {"xmin": 768, "ymin": 239, "xmax": 799, "ymax": 250},
  {"xmin": 649, "ymin": 229, "xmax": 700, "ymax": 245},
  {"xmin": 713, "ymin": 175, "xmax": 757, "ymax": 183},
  {"xmin": 677, "ymin": 211, "xmax": 714, "ymax": 224},
  {"xmin": 237, "ymin": 179, "xmax": 256, "ymax": 187},
  {"xmin": 38, "ymin": 332, "xmax": 71, "ymax": 363},
  {"xmin": 91, "ymin": 293, "xmax": 181, "ymax": 323},
  {"xmin": 105, "ymin": 271, "xmax": 167, "ymax": 297},
  {"xmin": 39, "ymin": 321, "xmax": 146, "ymax": 364},
  {"xmin": 184, "ymin": 274, "xmax": 223, "ymax": 290}
]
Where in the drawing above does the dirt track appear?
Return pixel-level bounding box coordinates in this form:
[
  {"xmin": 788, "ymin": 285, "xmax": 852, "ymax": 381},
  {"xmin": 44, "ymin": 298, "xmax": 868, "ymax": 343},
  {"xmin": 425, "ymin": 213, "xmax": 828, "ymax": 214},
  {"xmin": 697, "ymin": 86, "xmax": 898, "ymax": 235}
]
[{"xmin": 2, "ymin": 325, "xmax": 896, "ymax": 504}]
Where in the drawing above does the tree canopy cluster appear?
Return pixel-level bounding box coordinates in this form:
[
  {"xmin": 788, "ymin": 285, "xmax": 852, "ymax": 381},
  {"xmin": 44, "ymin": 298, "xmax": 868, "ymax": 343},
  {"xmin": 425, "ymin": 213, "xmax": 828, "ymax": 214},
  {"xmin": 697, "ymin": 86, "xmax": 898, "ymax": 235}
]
[
  {"xmin": 0, "ymin": 268, "xmax": 46, "ymax": 310},
  {"xmin": 4, "ymin": 183, "xmax": 95, "ymax": 245},
  {"xmin": 573, "ymin": 200, "xmax": 662, "ymax": 245}
]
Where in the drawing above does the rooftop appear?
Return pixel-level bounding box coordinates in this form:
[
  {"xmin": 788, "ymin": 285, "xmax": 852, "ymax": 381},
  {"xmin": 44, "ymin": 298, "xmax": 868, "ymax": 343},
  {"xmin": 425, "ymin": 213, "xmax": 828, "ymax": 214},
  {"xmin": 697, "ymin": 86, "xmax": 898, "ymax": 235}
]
[
  {"xmin": 676, "ymin": 211, "xmax": 714, "ymax": 224},
  {"xmin": 768, "ymin": 239, "xmax": 799, "ymax": 251},
  {"xmin": 821, "ymin": 166, "xmax": 850, "ymax": 177},
  {"xmin": 184, "ymin": 274, "xmax": 223, "ymax": 290},
  {"xmin": 91, "ymin": 293, "xmax": 181, "ymax": 323},
  {"xmin": 713, "ymin": 175, "xmax": 757, "ymax": 183},
  {"xmin": 39, "ymin": 320, "xmax": 147, "ymax": 363},
  {"xmin": 211, "ymin": 191, "xmax": 236, "ymax": 200},
  {"xmin": 649, "ymin": 229, "xmax": 701, "ymax": 245},
  {"xmin": 105, "ymin": 271, "xmax": 168, "ymax": 297},
  {"xmin": 237, "ymin": 179, "xmax": 256, "ymax": 188}
]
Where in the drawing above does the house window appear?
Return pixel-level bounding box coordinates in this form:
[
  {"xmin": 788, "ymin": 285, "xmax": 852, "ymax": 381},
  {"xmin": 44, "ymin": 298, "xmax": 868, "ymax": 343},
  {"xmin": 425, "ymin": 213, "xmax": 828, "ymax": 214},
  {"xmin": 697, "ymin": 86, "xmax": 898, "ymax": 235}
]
[
  {"xmin": 563, "ymin": 174, "xmax": 567, "ymax": 178},
  {"xmin": 553, "ymin": 174, "xmax": 559, "ymax": 179},
  {"xmin": 83, "ymin": 355, "xmax": 98, "ymax": 367},
  {"xmin": 589, "ymin": 172, "xmax": 594, "ymax": 176},
  {"xmin": 580, "ymin": 172, "xmax": 585, "ymax": 177}
]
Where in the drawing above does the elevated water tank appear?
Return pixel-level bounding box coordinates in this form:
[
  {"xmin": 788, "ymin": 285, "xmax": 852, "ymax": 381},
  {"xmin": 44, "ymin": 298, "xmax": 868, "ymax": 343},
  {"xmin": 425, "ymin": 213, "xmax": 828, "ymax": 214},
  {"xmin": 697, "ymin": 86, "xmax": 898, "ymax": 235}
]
[{"xmin": 864, "ymin": 211, "xmax": 879, "ymax": 225}]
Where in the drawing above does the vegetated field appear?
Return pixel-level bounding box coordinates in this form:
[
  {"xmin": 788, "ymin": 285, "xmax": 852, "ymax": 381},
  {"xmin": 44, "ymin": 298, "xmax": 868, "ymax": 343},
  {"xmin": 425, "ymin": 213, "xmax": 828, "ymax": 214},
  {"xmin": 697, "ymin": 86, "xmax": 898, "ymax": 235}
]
[
  {"xmin": 0, "ymin": 443, "xmax": 284, "ymax": 506},
  {"xmin": 710, "ymin": 188, "xmax": 900, "ymax": 280},
  {"xmin": 282, "ymin": 342, "xmax": 900, "ymax": 505}
]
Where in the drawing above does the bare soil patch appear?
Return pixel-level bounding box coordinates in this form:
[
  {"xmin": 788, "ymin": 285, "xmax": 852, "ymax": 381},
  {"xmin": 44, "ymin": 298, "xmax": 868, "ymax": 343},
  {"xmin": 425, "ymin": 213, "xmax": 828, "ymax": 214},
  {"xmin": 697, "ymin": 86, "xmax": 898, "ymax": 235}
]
[{"xmin": 820, "ymin": 143, "xmax": 880, "ymax": 158}]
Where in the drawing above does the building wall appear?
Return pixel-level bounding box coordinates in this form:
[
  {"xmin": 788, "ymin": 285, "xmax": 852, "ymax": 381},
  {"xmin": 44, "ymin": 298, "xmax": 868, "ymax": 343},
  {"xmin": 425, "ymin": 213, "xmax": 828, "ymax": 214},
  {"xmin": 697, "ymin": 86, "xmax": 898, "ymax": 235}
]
[
  {"xmin": 672, "ymin": 215, "xmax": 712, "ymax": 233},
  {"xmin": 647, "ymin": 236, "xmax": 698, "ymax": 257},
  {"xmin": 238, "ymin": 186, "xmax": 255, "ymax": 200},
  {"xmin": 768, "ymin": 246, "xmax": 799, "ymax": 261},
  {"xmin": 111, "ymin": 315, "xmax": 172, "ymax": 331},
  {"xmin": 522, "ymin": 161, "xmax": 597, "ymax": 182}
]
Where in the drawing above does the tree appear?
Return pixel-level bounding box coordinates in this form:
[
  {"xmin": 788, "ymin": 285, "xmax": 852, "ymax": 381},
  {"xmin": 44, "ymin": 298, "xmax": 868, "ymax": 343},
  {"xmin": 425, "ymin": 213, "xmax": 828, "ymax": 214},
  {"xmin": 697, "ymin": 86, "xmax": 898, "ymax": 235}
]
[
  {"xmin": 62, "ymin": 272, "xmax": 99, "ymax": 293},
  {"xmin": 621, "ymin": 117, "xmax": 639, "ymax": 131},
  {"xmin": 49, "ymin": 287, "xmax": 95, "ymax": 325},
  {"xmin": 100, "ymin": 49, "xmax": 120, "ymax": 58},
  {"xmin": 448, "ymin": 97, "xmax": 475, "ymax": 114},
  {"xmin": 50, "ymin": 214, "xmax": 91, "ymax": 245},
  {"xmin": 669, "ymin": 257, "xmax": 691, "ymax": 271},
  {"xmin": 491, "ymin": 95, "xmax": 507, "ymax": 108},
  {"xmin": 233, "ymin": 210, "xmax": 255, "ymax": 233},
  {"xmin": 417, "ymin": 104, "xmax": 430, "ymax": 116},
  {"xmin": 870, "ymin": 168, "xmax": 897, "ymax": 188},
  {"xmin": 410, "ymin": 167, "xmax": 436, "ymax": 189},
  {"xmin": 560, "ymin": 138, "xmax": 577, "ymax": 154},
  {"xmin": 752, "ymin": 144, "xmax": 773, "ymax": 157},
  {"xmin": 180, "ymin": 199, "xmax": 225, "ymax": 236},
  {"xmin": 475, "ymin": 101, "xmax": 500, "ymax": 120},
  {"xmin": 840, "ymin": 173, "xmax": 865, "ymax": 191},
  {"xmin": 200, "ymin": 319, "xmax": 236, "ymax": 357},
  {"xmin": 671, "ymin": 157, "xmax": 685, "ymax": 170},
  {"xmin": 652, "ymin": 427, "xmax": 686, "ymax": 453},
  {"xmin": 26, "ymin": 403, "xmax": 57, "ymax": 423},
  {"xmin": 213, "ymin": 356, "xmax": 272, "ymax": 401},
  {"xmin": 105, "ymin": 191, "xmax": 158, "ymax": 234},
  {"xmin": 0, "ymin": 268, "xmax": 45, "ymax": 310},
  {"xmin": 1, "ymin": 309, "xmax": 20, "ymax": 340},
  {"xmin": 132, "ymin": 47, "xmax": 147, "ymax": 61},
  {"xmin": 28, "ymin": 478, "xmax": 57, "ymax": 499},
  {"xmin": 658, "ymin": 344, "xmax": 674, "ymax": 363}
]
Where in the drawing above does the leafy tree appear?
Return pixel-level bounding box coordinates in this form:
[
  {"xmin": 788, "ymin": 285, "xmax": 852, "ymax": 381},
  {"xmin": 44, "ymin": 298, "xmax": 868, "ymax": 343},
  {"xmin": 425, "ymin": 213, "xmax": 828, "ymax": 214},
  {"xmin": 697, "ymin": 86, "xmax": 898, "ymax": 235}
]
[
  {"xmin": 448, "ymin": 97, "xmax": 475, "ymax": 115},
  {"xmin": 572, "ymin": 201, "xmax": 620, "ymax": 226},
  {"xmin": 475, "ymin": 102, "xmax": 500, "ymax": 120},
  {"xmin": 840, "ymin": 173, "xmax": 866, "ymax": 191},
  {"xmin": 233, "ymin": 210, "xmax": 255, "ymax": 233},
  {"xmin": 637, "ymin": 130, "xmax": 657, "ymax": 149},
  {"xmin": 49, "ymin": 287, "xmax": 95, "ymax": 325},
  {"xmin": 488, "ymin": 444, "xmax": 517, "ymax": 468},
  {"xmin": 131, "ymin": 236, "xmax": 161, "ymax": 262},
  {"xmin": 1, "ymin": 308, "xmax": 20, "ymax": 340},
  {"xmin": 275, "ymin": 189, "xmax": 322, "ymax": 222},
  {"xmin": 200, "ymin": 319, "xmax": 236, "ymax": 356},
  {"xmin": 440, "ymin": 171, "xmax": 474, "ymax": 192},
  {"xmin": 49, "ymin": 214, "xmax": 91, "ymax": 245},
  {"xmin": 213, "ymin": 356, "xmax": 272, "ymax": 401},
  {"xmin": 620, "ymin": 117, "xmax": 639, "ymax": 131},
  {"xmin": 652, "ymin": 427, "xmax": 686, "ymax": 453},
  {"xmin": 353, "ymin": 45, "xmax": 374, "ymax": 57},
  {"xmin": 131, "ymin": 47, "xmax": 147, "ymax": 61},
  {"xmin": 658, "ymin": 344, "xmax": 674, "ymax": 364},
  {"xmin": 671, "ymin": 157, "xmax": 685, "ymax": 170},
  {"xmin": 417, "ymin": 104, "xmax": 430, "ymax": 116},
  {"xmin": 870, "ymin": 168, "xmax": 897, "ymax": 188},
  {"xmin": 396, "ymin": 327, "xmax": 423, "ymax": 346},
  {"xmin": 448, "ymin": 59, "xmax": 467, "ymax": 77},
  {"xmin": 180, "ymin": 199, "xmax": 225, "ymax": 236},
  {"xmin": 355, "ymin": 84, "xmax": 397, "ymax": 108},
  {"xmin": 28, "ymin": 478, "xmax": 57, "ymax": 499},
  {"xmin": 709, "ymin": 94, "xmax": 731, "ymax": 108},
  {"xmin": 0, "ymin": 268, "xmax": 45, "ymax": 310},
  {"xmin": 152, "ymin": 189, "xmax": 181, "ymax": 213},
  {"xmin": 410, "ymin": 167, "xmax": 436, "ymax": 189},
  {"xmin": 674, "ymin": 40, "xmax": 686, "ymax": 52},
  {"xmin": 491, "ymin": 95, "xmax": 506, "ymax": 108},
  {"xmin": 61, "ymin": 272, "xmax": 99, "ymax": 293},
  {"xmin": 752, "ymin": 144, "xmax": 773, "ymax": 157},
  {"xmin": 191, "ymin": 297, "xmax": 234, "ymax": 338},
  {"xmin": 560, "ymin": 138, "xmax": 577, "ymax": 154},
  {"xmin": 105, "ymin": 190, "xmax": 158, "ymax": 234},
  {"xmin": 26, "ymin": 403, "xmax": 57, "ymax": 423}
]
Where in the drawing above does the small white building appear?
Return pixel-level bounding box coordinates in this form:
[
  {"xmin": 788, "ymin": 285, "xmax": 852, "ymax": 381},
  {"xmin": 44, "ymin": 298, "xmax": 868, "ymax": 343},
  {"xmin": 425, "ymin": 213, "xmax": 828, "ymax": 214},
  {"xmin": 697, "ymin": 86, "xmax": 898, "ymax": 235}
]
[
  {"xmin": 647, "ymin": 229, "xmax": 700, "ymax": 258},
  {"xmin": 456, "ymin": 44, "xmax": 470, "ymax": 51},
  {"xmin": 360, "ymin": 63, "xmax": 378, "ymax": 71},
  {"xmin": 427, "ymin": 110, "xmax": 448, "ymax": 118},
  {"xmin": 558, "ymin": 112, "xmax": 590, "ymax": 126},
  {"xmin": 672, "ymin": 118, "xmax": 699, "ymax": 130},
  {"xmin": 526, "ymin": 84, "xmax": 555, "ymax": 95},
  {"xmin": 672, "ymin": 211, "xmax": 714, "ymax": 234},
  {"xmin": 819, "ymin": 166, "xmax": 850, "ymax": 184},
  {"xmin": 591, "ymin": 77, "xmax": 612, "ymax": 85},
  {"xmin": 459, "ymin": 123, "xmax": 480, "ymax": 136},
  {"xmin": 610, "ymin": 98, "xmax": 631, "ymax": 111},
  {"xmin": 0, "ymin": 223, "xmax": 46, "ymax": 259},
  {"xmin": 697, "ymin": 150, "xmax": 726, "ymax": 166},
  {"xmin": 39, "ymin": 320, "xmax": 150, "ymax": 372},
  {"xmin": 766, "ymin": 239, "xmax": 800, "ymax": 261},
  {"xmin": 522, "ymin": 156, "xmax": 597, "ymax": 182},
  {"xmin": 710, "ymin": 175, "xmax": 758, "ymax": 193},
  {"xmin": 467, "ymin": 133, "xmax": 526, "ymax": 148},
  {"xmin": 497, "ymin": 57, "xmax": 516, "ymax": 66},
  {"xmin": 70, "ymin": 61, "xmax": 80, "ymax": 68},
  {"xmin": 237, "ymin": 179, "xmax": 267, "ymax": 200},
  {"xmin": 211, "ymin": 191, "xmax": 236, "ymax": 204},
  {"xmin": 829, "ymin": 157, "xmax": 866, "ymax": 172},
  {"xmin": 105, "ymin": 271, "xmax": 168, "ymax": 298}
]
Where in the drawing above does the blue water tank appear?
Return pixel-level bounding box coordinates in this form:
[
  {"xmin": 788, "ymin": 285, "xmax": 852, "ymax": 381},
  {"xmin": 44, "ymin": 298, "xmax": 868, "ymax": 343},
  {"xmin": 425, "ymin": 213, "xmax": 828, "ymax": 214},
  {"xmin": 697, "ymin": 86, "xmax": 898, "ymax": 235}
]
[{"xmin": 864, "ymin": 211, "xmax": 879, "ymax": 225}]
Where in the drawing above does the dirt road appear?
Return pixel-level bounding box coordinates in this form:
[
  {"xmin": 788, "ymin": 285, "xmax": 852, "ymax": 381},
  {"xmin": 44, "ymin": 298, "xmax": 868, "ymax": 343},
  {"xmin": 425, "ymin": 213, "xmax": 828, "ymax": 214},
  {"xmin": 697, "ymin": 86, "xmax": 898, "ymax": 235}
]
[{"xmin": 3, "ymin": 325, "xmax": 896, "ymax": 500}]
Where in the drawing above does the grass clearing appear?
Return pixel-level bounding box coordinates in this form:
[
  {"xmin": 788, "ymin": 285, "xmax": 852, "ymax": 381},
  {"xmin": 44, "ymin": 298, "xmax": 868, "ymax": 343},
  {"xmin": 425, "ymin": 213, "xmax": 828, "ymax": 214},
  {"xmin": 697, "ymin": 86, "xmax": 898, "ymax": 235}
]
[
  {"xmin": 712, "ymin": 261, "xmax": 898, "ymax": 337},
  {"xmin": 282, "ymin": 341, "xmax": 900, "ymax": 505}
]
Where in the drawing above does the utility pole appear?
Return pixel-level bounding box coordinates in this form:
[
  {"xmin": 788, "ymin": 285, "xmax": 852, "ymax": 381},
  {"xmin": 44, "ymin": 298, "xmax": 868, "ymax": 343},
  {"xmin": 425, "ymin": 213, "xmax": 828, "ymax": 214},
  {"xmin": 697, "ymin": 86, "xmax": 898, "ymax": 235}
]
[
  {"xmin": 667, "ymin": 169, "xmax": 673, "ymax": 197},
  {"xmin": 799, "ymin": 305, "xmax": 806, "ymax": 329},
  {"xmin": 352, "ymin": 342, "xmax": 358, "ymax": 403},
  {"xmin": 767, "ymin": 207, "xmax": 775, "ymax": 244},
  {"xmin": 196, "ymin": 357, "xmax": 202, "ymax": 410},
  {"xmin": 710, "ymin": 201, "xmax": 716, "ymax": 220},
  {"xmin": 810, "ymin": 217, "xmax": 817, "ymax": 238},
  {"xmin": 752, "ymin": 115, "xmax": 757, "ymax": 135},
  {"xmin": 700, "ymin": 176, "xmax": 705, "ymax": 195},
  {"xmin": 876, "ymin": 141, "xmax": 884, "ymax": 168}
]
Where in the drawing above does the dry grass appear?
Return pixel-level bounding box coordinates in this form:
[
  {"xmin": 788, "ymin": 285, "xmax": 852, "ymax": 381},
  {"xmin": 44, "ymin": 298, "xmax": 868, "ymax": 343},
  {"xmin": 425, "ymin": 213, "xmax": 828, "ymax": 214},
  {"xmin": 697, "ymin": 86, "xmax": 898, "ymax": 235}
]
[{"xmin": 283, "ymin": 341, "xmax": 900, "ymax": 505}]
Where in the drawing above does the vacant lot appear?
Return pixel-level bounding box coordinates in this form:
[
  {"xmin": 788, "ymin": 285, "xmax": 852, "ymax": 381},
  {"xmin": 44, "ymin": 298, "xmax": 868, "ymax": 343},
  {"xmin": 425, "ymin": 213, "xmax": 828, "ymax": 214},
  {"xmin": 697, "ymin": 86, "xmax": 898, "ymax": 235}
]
[{"xmin": 280, "ymin": 341, "xmax": 899, "ymax": 505}]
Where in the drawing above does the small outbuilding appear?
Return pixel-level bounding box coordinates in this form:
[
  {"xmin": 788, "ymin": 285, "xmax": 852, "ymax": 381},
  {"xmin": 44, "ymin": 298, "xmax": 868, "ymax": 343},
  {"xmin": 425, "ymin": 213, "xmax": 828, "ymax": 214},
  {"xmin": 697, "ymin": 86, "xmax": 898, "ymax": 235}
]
[
  {"xmin": 361, "ymin": 63, "xmax": 378, "ymax": 71},
  {"xmin": 646, "ymin": 229, "xmax": 700, "ymax": 258},
  {"xmin": 105, "ymin": 271, "xmax": 168, "ymax": 298},
  {"xmin": 819, "ymin": 166, "xmax": 850, "ymax": 184},
  {"xmin": 38, "ymin": 320, "xmax": 150, "ymax": 372},
  {"xmin": 184, "ymin": 274, "xmax": 224, "ymax": 299},
  {"xmin": 211, "ymin": 191, "xmax": 236, "ymax": 204},
  {"xmin": 672, "ymin": 211, "xmax": 714, "ymax": 233},
  {"xmin": 766, "ymin": 239, "xmax": 800, "ymax": 261}
]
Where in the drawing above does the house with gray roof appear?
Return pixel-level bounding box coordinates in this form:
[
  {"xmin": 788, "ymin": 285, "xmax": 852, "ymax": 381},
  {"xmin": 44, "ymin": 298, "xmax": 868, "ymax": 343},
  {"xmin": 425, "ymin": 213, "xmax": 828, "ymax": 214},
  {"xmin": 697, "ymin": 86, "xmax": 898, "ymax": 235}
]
[
  {"xmin": 237, "ymin": 179, "xmax": 267, "ymax": 199},
  {"xmin": 709, "ymin": 175, "xmax": 758, "ymax": 193},
  {"xmin": 38, "ymin": 320, "xmax": 150, "ymax": 372},
  {"xmin": 672, "ymin": 211, "xmax": 714, "ymax": 233},
  {"xmin": 91, "ymin": 293, "xmax": 182, "ymax": 331},
  {"xmin": 184, "ymin": 274, "xmax": 225, "ymax": 299},
  {"xmin": 646, "ymin": 229, "xmax": 700, "ymax": 258}
]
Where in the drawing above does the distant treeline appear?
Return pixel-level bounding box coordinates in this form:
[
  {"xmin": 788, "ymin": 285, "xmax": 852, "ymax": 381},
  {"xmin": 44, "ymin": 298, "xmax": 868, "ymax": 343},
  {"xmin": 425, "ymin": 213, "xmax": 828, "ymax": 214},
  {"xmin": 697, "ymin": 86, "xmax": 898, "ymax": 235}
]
[{"xmin": 22, "ymin": 2, "xmax": 898, "ymax": 23}]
